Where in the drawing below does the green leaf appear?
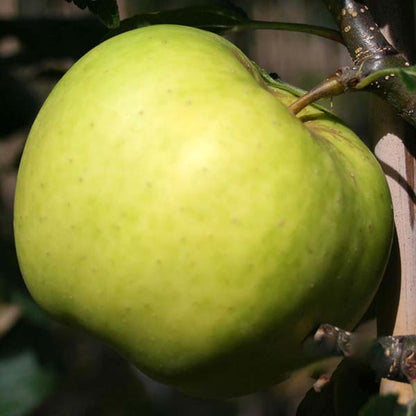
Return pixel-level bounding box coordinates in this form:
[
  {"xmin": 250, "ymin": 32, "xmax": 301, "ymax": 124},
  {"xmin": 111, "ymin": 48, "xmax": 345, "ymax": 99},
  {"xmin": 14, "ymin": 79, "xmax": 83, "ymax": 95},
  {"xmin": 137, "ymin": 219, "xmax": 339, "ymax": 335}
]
[
  {"xmin": 356, "ymin": 66, "xmax": 416, "ymax": 92},
  {"xmin": 111, "ymin": 5, "xmax": 248, "ymax": 37},
  {"xmin": 66, "ymin": 0, "xmax": 120, "ymax": 28},
  {"xmin": 0, "ymin": 350, "xmax": 55, "ymax": 416},
  {"xmin": 398, "ymin": 66, "xmax": 416, "ymax": 92},
  {"xmin": 358, "ymin": 395, "xmax": 407, "ymax": 416}
]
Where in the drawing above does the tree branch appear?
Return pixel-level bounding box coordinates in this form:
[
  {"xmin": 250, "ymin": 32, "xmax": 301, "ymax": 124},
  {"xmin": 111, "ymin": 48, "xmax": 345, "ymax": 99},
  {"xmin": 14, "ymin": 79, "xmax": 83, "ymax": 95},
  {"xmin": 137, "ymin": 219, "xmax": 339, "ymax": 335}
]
[
  {"xmin": 304, "ymin": 324, "xmax": 416, "ymax": 385},
  {"xmin": 321, "ymin": 0, "xmax": 416, "ymax": 127},
  {"xmin": 322, "ymin": 0, "xmax": 394, "ymax": 64}
]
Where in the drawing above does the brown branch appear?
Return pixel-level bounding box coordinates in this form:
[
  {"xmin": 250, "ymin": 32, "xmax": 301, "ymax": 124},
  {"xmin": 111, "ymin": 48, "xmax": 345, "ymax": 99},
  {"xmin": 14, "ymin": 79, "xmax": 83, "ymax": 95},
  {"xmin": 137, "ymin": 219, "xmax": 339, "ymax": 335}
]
[
  {"xmin": 322, "ymin": 0, "xmax": 416, "ymax": 127},
  {"xmin": 322, "ymin": 0, "xmax": 394, "ymax": 65},
  {"xmin": 304, "ymin": 324, "xmax": 416, "ymax": 385}
]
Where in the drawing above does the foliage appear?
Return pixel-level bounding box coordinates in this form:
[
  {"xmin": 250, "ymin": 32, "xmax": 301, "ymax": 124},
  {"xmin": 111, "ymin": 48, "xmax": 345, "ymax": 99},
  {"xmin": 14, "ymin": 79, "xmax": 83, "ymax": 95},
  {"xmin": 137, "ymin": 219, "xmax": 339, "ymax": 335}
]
[
  {"xmin": 65, "ymin": 0, "xmax": 120, "ymax": 28},
  {"xmin": 0, "ymin": 350, "xmax": 55, "ymax": 416},
  {"xmin": 110, "ymin": 5, "xmax": 248, "ymax": 35},
  {"xmin": 359, "ymin": 395, "xmax": 416, "ymax": 416},
  {"xmin": 356, "ymin": 67, "xmax": 416, "ymax": 92},
  {"xmin": 0, "ymin": 298, "xmax": 57, "ymax": 416}
]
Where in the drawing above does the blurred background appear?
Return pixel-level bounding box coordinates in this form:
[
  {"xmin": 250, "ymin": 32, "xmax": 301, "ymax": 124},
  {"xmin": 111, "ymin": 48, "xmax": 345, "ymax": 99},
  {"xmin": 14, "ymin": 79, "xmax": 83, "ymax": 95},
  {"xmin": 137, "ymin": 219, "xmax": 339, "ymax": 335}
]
[{"xmin": 0, "ymin": 1, "xmax": 381, "ymax": 415}]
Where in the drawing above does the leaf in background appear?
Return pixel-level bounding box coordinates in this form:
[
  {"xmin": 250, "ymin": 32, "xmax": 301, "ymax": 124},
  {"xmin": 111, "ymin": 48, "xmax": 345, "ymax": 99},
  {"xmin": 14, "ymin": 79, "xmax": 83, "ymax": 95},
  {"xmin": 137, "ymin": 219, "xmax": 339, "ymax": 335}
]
[
  {"xmin": 332, "ymin": 359, "xmax": 379, "ymax": 416},
  {"xmin": 356, "ymin": 65, "xmax": 416, "ymax": 92},
  {"xmin": 66, "ymin": 0, "xmax": 120, "ymax": 29},
  {"xmin": 398, "ymin": 66, "xmax": 416, "ymax": 92},
  {"xmin": 358, "ymin": 394, "xmax": 408, "ymax": 416},
  {"xmin": 110, "ymin": 5, "xmax": 248, "ymax": 37},
  {"xmin": 0, "ymin": 350, "xmax": 55, "ymax": 416}
]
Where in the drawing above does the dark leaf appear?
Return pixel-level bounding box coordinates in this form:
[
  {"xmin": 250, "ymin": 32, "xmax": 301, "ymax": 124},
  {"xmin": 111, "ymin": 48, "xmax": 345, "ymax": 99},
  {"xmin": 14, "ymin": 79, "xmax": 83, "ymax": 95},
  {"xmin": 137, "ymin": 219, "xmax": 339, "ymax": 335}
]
[
  {"xmin": 66, "ymin": 0, "xmax": 120, "ymax": 28},
  {"xmin": 296, "ymin": 379, "xmax": 335, "ymax": 416},
  {"xmin": 87, "ymin": 0, "xmax": 120, "ymax": 29},
  {"xmin": 296, "ymin": 358, "xmax": 379, "ymax": 416},
  {"xmin": 332, "ymin": 359, "xmax": 379, "ymax": 416},
  {"xmin": 358, "ymin": 394, "xmax": 408, "ymax": 416},
  {"xmin": 111, "ymin": 5, "xmax": 248, "ymax": 37}
]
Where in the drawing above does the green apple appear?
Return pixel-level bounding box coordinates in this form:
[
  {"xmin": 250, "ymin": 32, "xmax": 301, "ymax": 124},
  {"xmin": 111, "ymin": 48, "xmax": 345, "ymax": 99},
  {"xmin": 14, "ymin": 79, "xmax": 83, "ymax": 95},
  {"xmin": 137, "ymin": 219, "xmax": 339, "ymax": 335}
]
[{"xmin": 14, "ymin": 24, "xmax": 393, "ymax": 398}]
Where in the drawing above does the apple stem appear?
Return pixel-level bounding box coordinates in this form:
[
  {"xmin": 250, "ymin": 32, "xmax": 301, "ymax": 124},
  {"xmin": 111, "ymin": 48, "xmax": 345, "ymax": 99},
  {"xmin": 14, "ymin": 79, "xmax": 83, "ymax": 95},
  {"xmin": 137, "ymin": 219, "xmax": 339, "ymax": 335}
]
[{"xmin": 288, "ymin": 73, "xmax": 347, "ymax": 116}]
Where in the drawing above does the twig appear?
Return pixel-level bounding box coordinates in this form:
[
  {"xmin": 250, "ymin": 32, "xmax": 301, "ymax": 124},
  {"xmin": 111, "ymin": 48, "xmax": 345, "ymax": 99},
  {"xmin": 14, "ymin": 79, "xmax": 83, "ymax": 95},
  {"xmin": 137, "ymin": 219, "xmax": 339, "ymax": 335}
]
[
  {"xmin": 304, "ymin": 324, "xmax": 416, "ymax": 385},
  {"xmin": 322, "ymin": 0, "xmax": 416, "ymax": 127}
]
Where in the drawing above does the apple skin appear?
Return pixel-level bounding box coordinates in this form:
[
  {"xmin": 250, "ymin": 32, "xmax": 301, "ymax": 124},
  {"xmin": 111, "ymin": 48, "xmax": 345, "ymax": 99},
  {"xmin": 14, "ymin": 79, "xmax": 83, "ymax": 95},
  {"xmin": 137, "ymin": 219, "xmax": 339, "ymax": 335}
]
[{"xmin": 14, "ymin": 25, "xmax": 393, "ymax": 398}]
